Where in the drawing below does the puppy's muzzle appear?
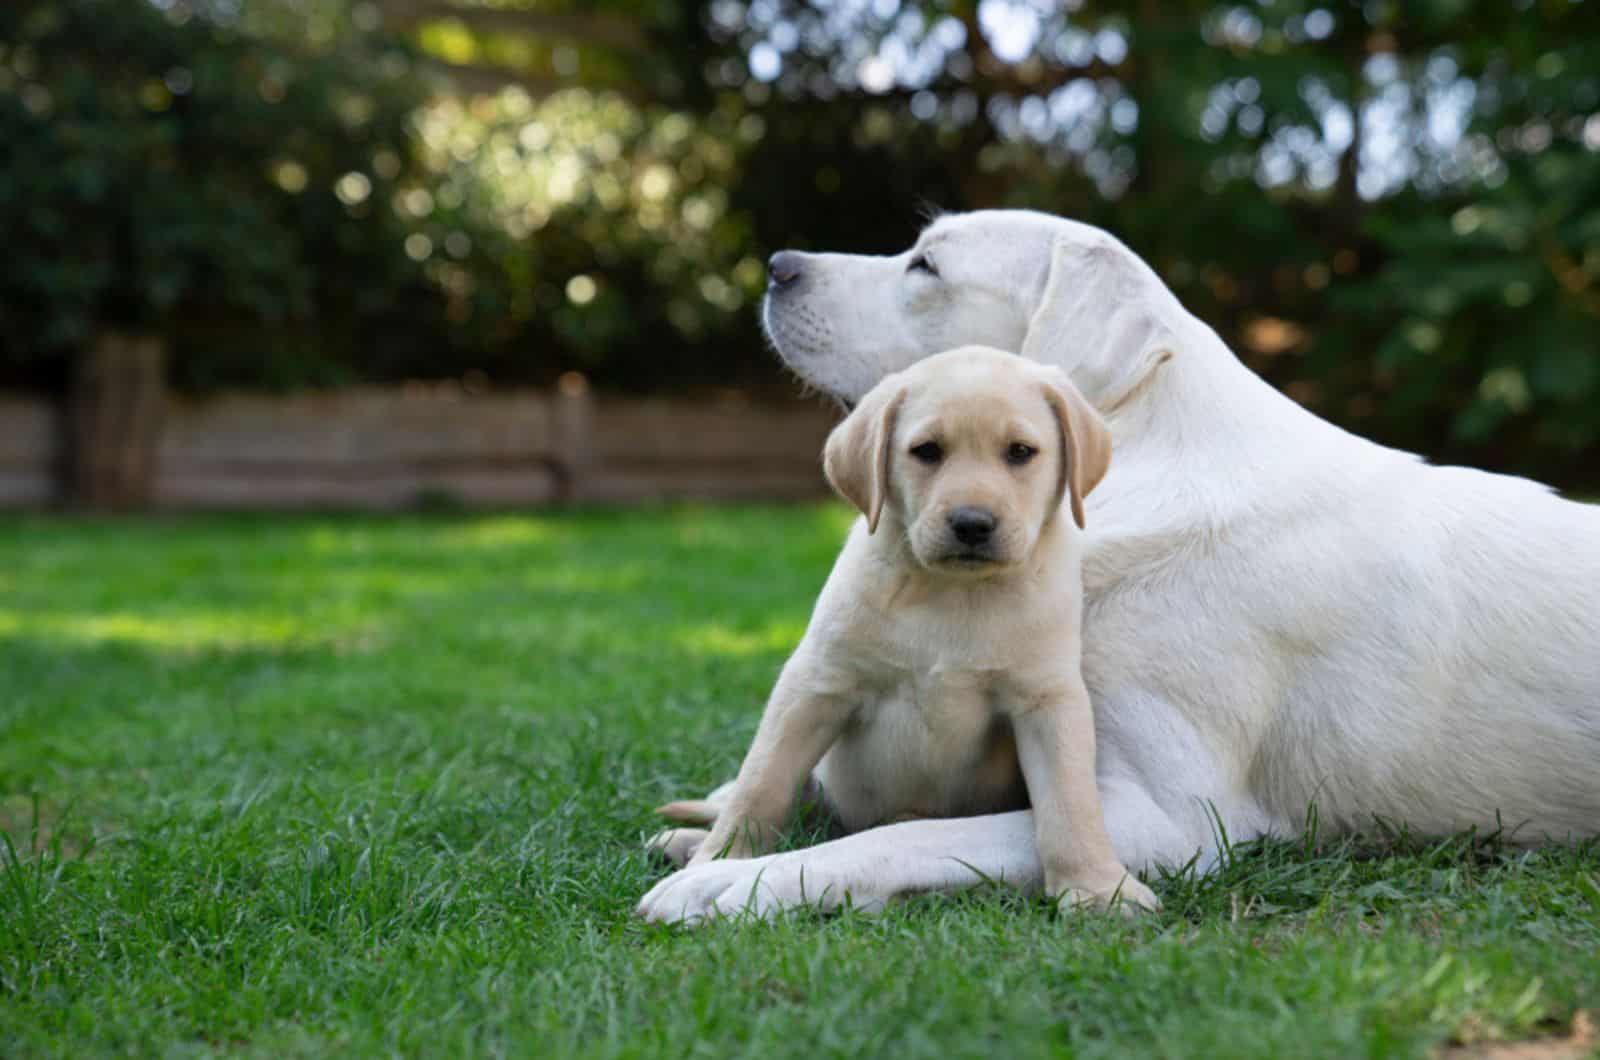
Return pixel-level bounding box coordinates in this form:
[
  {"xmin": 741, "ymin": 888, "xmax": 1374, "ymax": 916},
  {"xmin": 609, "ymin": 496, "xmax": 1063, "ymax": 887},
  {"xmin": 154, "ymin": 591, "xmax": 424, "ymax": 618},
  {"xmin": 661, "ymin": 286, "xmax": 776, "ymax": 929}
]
[{"xmin": 946, "ymin": 506, "xmax": 998, "ymax": 559}]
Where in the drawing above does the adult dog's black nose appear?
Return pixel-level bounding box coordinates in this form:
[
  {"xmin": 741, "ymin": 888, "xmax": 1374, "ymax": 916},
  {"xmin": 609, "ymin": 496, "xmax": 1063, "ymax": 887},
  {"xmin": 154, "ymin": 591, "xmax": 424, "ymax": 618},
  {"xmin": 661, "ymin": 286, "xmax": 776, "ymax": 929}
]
[
  {"xmin": 767, "ymin": 250, "xmax": 804, "ymax": 288},
  {"xmin": 948, "ymin": 507, "xmax": 997, "ymax": 547}
]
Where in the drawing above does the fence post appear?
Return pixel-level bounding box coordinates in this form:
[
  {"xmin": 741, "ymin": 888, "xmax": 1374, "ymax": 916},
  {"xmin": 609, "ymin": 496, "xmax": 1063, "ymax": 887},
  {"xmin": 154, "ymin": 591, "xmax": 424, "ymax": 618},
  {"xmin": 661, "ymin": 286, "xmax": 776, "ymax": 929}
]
[
  {"xmin": 551, "ymin": 371, "xmax": 593, "ymax": 500},
  {"xmin": 68, "ymin": 331, "xmax": 168, "ymax": 509}
]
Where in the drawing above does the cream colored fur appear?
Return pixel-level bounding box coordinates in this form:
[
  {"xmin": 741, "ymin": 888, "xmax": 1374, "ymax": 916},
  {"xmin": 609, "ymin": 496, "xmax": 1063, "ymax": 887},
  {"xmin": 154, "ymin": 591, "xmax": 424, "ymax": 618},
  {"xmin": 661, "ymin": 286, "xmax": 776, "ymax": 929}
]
[
  {"xmin": 637, "ymin": 209, "xmax": 1600, "ymax": 926},
  {"xmin": 642, "ymin": 348, "xmax": 1156, "ymax": 921}
]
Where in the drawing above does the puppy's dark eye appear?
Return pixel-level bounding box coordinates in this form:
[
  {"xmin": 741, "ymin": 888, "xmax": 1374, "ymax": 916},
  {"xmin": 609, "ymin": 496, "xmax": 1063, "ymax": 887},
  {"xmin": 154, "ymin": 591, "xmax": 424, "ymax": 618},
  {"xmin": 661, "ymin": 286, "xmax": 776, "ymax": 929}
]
[
  {"xmin": 907, "ymin": 253, "xmax": 938, "ymax": 277},
  {"xmin": 910, "ymin": 441, "xmax": 944, "ymax": 465},
  {"xmin": 1006, "ymin": 443, "xmax": 1037, "ymax": 466}
]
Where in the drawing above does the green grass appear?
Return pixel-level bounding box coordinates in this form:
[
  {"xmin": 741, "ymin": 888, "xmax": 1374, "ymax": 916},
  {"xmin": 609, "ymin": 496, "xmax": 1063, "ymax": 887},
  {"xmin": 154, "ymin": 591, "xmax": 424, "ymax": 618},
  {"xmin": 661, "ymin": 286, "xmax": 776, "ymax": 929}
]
[{"xmin": 1, "ymin": 507, "xmax": 1596, "ymax": 1059}]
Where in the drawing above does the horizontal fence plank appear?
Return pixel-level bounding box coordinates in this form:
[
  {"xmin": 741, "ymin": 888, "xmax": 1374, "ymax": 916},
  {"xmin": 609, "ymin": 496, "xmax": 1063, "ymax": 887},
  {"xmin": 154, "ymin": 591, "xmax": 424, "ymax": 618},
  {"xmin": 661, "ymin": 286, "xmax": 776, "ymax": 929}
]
[
  {"xmin": 0, "ymin": 386, "xmax": 838, "ymax": 509},
  {"xmin": 0, "ymin": 398, "xmax": 61, "ymax": 506},
  {"xmin": 0, "ymin": 470, "xmax": 58, "ymax": 507},
  {"xmin": 153, "ymin": 467, "xmax": 563, "ymax": 510},
  {"xmin": 590, "ymin": 397, "xmax": 836, "ymax": 466},
  {"xmin": 577, "ymin": 468, "xmax": 830, "ymax": 503},
  {"xmin": 0, "ymin": 397, "xmax": 58, "ymax": 464},
  {"xmin": 158, "ymin": 387, "xmax": 567, "ymax": 467}
]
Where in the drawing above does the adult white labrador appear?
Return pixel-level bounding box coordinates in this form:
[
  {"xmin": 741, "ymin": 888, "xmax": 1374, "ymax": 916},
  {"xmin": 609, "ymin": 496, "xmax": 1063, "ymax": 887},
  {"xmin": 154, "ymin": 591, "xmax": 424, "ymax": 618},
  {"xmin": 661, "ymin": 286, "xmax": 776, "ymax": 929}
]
[{"xmin": 636, "ymin": 208, "xmax": 1600, "ymax": 925}]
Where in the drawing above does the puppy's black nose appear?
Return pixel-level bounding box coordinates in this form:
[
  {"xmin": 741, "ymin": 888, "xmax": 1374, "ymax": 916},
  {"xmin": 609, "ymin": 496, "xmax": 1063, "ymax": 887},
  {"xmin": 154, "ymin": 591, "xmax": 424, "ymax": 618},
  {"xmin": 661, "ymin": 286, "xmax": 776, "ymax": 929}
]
[
  {"xmin": 767, "ymin": 250, "xmax": 804, "ymax": 288},
  {"xmin": 948, "ymin": 507, "xmax": 997, "ymax": 547}
]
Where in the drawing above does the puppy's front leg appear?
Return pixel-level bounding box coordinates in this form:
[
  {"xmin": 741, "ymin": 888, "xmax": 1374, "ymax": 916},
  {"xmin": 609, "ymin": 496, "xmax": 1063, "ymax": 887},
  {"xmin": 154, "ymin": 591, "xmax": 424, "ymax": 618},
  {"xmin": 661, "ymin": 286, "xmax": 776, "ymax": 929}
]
[
  {"xmin": 1010, "ymin": 676, "xmax": 1160, "ymax": 914},
  {"xmin": 690, "ymin": 652, "xmax": 853, "ymax": 866}
]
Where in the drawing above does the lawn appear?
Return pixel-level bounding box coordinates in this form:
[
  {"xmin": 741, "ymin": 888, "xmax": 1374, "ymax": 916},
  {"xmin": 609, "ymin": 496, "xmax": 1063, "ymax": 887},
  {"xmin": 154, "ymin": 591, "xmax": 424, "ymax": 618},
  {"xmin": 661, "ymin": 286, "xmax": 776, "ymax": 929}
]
[{"xmin": 1, "ymin": 508, "xmax": 1596, "ymax": 1059}]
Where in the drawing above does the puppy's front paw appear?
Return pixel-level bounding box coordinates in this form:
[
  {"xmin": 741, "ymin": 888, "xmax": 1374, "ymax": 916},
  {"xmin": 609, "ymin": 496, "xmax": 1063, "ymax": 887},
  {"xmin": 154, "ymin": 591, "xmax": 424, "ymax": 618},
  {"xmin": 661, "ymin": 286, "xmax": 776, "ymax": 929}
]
[
  {"xmin": 1056, "ymin": 873, "xmax": 1161, "ymax": 917},
  {"xmin": 645, "ymin": 827, "xmax": 709, "ymax": 867}
]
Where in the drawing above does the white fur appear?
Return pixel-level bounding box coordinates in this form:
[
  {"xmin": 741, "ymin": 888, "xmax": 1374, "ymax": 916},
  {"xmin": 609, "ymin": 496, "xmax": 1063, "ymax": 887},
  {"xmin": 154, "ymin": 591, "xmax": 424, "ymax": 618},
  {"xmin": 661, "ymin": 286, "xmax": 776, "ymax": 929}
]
[{"xmin": 637, "ymin": 209, "xmax": 1600, "ymax": 925}]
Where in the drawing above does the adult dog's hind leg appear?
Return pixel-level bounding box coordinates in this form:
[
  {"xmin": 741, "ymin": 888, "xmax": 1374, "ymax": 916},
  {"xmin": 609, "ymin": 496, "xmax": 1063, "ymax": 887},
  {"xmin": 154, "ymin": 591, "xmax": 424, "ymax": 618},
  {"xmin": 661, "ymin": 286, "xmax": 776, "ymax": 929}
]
[
  {"xmin": 655, "ymin": 774, "xmax": 835, "ymax": 826},
  {"xmin": 655, "ymin": 779, "xmax": 738, "ymax": 825},
  {"xmin": 647, "ymin": 780, "xmax": 735, "ymax": 867},
  {"xmin": 647, "ymin": 776, "xmax": 831, "ymax": 867}
]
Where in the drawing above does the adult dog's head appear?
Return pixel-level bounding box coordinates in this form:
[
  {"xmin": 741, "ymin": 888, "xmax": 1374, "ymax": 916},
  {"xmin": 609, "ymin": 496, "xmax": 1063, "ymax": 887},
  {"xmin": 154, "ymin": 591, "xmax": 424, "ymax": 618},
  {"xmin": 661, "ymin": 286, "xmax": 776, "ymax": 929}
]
[
  {"xmin": 823, "ymin": 346, "xmax": 1110, "ymax": 575},
  {"xmin": 764, "ymin": 209, "xmax": 1181, "ymax": 412}
]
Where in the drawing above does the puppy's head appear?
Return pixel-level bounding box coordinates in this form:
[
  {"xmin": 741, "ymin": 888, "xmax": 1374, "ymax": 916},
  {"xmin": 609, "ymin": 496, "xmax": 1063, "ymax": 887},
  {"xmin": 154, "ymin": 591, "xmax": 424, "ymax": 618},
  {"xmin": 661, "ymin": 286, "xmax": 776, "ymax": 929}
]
[{"xmin": 824, "ymin": 346, "xmax": 1111, "ymax": 575}]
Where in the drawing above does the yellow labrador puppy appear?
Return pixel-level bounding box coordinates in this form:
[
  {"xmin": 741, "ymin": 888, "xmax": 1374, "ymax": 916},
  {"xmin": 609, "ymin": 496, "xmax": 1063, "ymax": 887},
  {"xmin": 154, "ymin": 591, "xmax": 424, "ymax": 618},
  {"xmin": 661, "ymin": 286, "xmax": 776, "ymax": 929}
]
[{"xmin": 648, "ymin": 346, "xmax": 1158, "ymax": 918}]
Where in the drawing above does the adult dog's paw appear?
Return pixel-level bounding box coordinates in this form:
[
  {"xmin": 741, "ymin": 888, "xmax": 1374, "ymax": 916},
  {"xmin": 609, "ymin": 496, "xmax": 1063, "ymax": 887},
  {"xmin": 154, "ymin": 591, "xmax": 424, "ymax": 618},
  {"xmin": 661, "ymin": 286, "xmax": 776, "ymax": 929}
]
[{"xmin": 635, "ymin": 852, "xmax": 868, "ymax": 926}]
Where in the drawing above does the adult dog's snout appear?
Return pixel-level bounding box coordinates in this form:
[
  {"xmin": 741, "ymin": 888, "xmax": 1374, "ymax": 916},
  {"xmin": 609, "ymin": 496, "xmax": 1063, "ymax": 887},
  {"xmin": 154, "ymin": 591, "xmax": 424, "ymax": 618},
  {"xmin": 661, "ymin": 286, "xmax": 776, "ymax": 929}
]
[
  {"xmin": 948, "ymin": 507, "xmax": 998, "ymax": 548},
  {"xmin": 767, "ymin": 250, "xmax": 805, "ymax": 289}
]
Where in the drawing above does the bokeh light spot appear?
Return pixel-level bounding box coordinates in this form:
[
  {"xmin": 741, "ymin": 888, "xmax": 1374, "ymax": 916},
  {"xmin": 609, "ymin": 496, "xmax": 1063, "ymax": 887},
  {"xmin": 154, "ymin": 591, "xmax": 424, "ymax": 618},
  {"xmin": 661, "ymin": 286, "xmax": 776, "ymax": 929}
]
[
  {"xmin": 335, "ymin": 171, "xmax": 372, "ymax": 205},
  {"xmin": 566, "ymin": 274, "xmax": 598, "ymax": 305}
]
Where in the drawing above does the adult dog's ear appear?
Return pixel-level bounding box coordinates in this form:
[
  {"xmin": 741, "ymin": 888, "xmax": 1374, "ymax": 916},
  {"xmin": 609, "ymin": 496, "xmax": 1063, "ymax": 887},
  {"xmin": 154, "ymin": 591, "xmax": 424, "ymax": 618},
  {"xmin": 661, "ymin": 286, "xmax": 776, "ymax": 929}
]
[
  {"xmin": 1039, "ymin": 368, "xmax": 1111, "ymax": 531},
  {"xmin": 823, "ymin": 385, "xmax": 906, "ymax": 534},
  {"xmin": 1020, "ymin": 234, "xmax": 1177, "ymax": 414}
]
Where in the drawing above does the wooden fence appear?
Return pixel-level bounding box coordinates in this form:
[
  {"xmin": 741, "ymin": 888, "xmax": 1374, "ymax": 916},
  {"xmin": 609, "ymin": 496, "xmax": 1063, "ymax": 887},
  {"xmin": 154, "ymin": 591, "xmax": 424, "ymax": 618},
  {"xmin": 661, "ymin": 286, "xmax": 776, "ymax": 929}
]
[{"xmin": 0, "ymin": 384, "xmax": 839, "ymax": 510}]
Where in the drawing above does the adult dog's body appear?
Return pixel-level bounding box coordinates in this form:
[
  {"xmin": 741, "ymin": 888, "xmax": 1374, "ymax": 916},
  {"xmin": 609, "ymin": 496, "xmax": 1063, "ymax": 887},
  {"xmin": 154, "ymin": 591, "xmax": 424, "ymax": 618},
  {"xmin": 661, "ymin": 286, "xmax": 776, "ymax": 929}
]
[{"xmin": 636, "ymin": 209, "xmax": 1600, "ymax": 924}]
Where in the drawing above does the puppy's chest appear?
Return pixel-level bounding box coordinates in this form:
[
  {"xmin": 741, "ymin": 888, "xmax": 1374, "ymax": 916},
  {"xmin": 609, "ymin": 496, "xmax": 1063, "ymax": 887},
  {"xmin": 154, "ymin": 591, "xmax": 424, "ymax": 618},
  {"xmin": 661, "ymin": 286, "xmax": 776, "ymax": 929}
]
[
  {"xmin": 860, "ymin": 667, "xmax": 1003, "ymax": 741},
  {"xmin": 856, "ymin": 601, "xmax": 1040, "ymax": 673},
  {"xmin": 818, "ymin": 667, "xmax": 1024, "ymax": 831},
  {"xmin": 838, "ymin": 597, "xmax": 1052, "ymax": 719}
]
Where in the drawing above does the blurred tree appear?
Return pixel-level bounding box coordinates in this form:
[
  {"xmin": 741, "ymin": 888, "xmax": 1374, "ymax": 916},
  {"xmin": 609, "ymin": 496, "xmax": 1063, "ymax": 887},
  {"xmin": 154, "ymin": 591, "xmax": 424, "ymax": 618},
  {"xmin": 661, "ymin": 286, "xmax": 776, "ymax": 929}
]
[
  {"xmin": 377, "ymin": 0, "xmax": 684, "ymax": 100},
  {"xmin": 2, "ymin": 0, "xmax": 1598, "ymax": 485},
  {"xmin": 0, "ymin": 0, "xmax": 477, "ymax": 500},
  {"xmin": 0, "ymin": 0, "xmax": 464, "ymax": 386}
]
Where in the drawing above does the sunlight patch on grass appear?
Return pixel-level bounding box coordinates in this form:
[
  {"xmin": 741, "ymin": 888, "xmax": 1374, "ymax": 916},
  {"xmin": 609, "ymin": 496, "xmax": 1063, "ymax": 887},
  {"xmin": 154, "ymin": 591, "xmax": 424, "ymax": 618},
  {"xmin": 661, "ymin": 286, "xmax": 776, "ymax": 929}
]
[
  {"xmin": 672, "ymin": 619, "xmax": 806, "ymax": 658},
  {"xmin": 429, "ymin": 516, "xmax": 565, "ymax": 550},
  {"xmin": 0, "ymin": 607, "xmax": 327, "ymax": 650}
]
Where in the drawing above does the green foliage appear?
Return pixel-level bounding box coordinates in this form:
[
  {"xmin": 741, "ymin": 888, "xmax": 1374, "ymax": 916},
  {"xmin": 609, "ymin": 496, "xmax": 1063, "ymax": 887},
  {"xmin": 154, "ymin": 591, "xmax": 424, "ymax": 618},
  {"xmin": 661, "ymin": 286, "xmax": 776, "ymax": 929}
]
[
  {"xmin": 1, "ymin": 508, "xmax": 1598, "ymax": 1056},
  {"xmin": 0, "ymin": 0, "xmax": 485, "ymax": 389},
  {"xmin": 401, "ymin": 89, "xmax": 771, "ymax": 392},
  {"xmin": 1289, "ymin": 12, "xmax": 1600, "ymax": 480}
]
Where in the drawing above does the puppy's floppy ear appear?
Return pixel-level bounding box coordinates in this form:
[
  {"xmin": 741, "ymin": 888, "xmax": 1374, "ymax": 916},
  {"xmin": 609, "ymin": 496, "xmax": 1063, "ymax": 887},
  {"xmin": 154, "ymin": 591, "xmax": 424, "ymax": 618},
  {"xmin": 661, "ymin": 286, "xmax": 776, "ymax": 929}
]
[
  {"xmin": 1020, "ymin": 234, "xmax": 1177, "ymax": 413},
  {"xmin": 1038, "ymin": 368, "xmax": 1112, "ymax": 531},
  {"xmin": 823, "ymin": 384, "xmax": 906, "ymax": 534}
]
